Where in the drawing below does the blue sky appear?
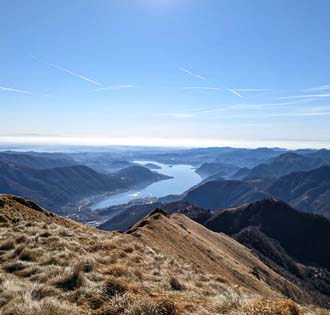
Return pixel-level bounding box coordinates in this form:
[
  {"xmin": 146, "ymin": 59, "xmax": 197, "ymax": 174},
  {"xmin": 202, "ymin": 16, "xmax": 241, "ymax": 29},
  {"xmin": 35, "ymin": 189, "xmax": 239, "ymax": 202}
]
[{"xmin": 1, "ymin": 0, "xmax": 330, "ymax": 148}]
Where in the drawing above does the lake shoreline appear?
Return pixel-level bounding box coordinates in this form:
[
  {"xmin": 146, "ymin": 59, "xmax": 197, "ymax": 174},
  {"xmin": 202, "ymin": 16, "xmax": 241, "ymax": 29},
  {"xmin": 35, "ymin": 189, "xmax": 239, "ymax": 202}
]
[{"xmin": 87, "ymin": 161, "xmax": 201, "ymax": 211}]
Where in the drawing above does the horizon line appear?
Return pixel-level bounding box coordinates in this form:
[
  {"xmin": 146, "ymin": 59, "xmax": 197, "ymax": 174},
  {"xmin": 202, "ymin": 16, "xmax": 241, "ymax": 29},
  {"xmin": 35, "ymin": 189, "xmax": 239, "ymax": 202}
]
[{"xmin": 0, "ymin": 135, "xmax": 329, "ymax": 150}]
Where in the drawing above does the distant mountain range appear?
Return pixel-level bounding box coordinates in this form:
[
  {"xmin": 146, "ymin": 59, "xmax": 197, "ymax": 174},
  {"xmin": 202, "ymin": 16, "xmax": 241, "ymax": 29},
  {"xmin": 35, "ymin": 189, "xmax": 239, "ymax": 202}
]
[
  {"xmin": 238, "ymin": 152, "xmax": 328, "ymax": 179},
  {"xmin": 136, "ymin": 146, "xmax": 287, "ymax": 167},
  {"xmin": 0, "ymin": 152, "xmax": 76, "ymax": 169},
  {"xmin": 1, "ymin": 146, "xmax": 330, "ymax": 312},
  {"xmin": 214, "ymin": 147, "xmax": 287, "ymax": 168},
  {"xmin": 0, "ymin": 161, "xmax": 169, "ymax": 213},
  {"xmin": 195, "ymin": 162, "xmax": 239, "ymax": 179},
  {"xmin": 197, "ymin": 151, "xmax": 330, "ymax": 181},
  {"xmin": 1, "ymin": 147, "xmax": 330, "ymax": 219},
  {"xmin": 184, "ymin": 165, "xmax": 330, "ymax": 218}
]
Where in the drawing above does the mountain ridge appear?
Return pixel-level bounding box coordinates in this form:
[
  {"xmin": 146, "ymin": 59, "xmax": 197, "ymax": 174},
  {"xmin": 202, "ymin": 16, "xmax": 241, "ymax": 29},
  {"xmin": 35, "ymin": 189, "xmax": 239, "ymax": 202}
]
[
  {"xmin": 1, "ymin": 194, "xmax": 325, "ymax": 314},
  {"xmin": 183, "ymin": 165, "xmax": 330, "ymax": 217},
  {"xmin": 0, "ymin": 162, "xmax": 169, "ymax": 213}
]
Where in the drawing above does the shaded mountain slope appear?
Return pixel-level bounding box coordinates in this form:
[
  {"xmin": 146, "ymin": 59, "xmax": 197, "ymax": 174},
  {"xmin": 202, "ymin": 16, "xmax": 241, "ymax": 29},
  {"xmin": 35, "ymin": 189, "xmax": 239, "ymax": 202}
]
[
  {"xmin": 203, "ymin": 199, "xmax": 330, "ymax": 270},
  {"xmin": 0, "ymin": 162, "xmax": 169, "ymax": 213},
  {"xmin": 183, "ymin": 179, "xmax": 270, "ymax": 210},
  {"xmin": 193, "ymin": 199, "xmax": 330, "ymax": 307},
  {"xmin": 242, "ymin": 153, "xmax": 327, "ymax": 179},
  {"xmin": 1, "ymin": 194, "xmax": 322, "ymax": 314},
  {"xmin": 0, "ymin": 152, "xmax": 76, "ymax": 169},
  {"xmin": 233, "ymin": 227, "xmax": 330, "ymax": 307},
  {"xmin": 195, "ymin": 162, "xmax": 239, "ymax": 179},
  {"xmin": 114, "ymin": 165, "xmax": 171, "ymax": 187},
  {"xmin": 307, "ymin": 149, "xmax": 330, "ymax": 164},
  {"xmin": 267, "ymin": 166, "xmax": 330, "ymax": 217},
  {"xmin": 143, "ymin": 163, "xmax": 162, "ymax": 170},
  {"xmin": 166, "ymin": 198, "xmax": 330, "ymax": 307},
  {"xmin": 196, "ymin": 152, "xmax": 317, "ymax": 181},
  {"xmin": 183, "ymin": 166, "xmax": 330, "ymax": 217},
  {"xmin": 128, "ymin": 209, "xmax": 320, "ymax": 306},
  {"xmin": 98, "ymin": 201, "xmax": 210, "ymax": 231},
  {"xmin": 214, "ymin": 147, "xmax": 286, "ymax": 168}
]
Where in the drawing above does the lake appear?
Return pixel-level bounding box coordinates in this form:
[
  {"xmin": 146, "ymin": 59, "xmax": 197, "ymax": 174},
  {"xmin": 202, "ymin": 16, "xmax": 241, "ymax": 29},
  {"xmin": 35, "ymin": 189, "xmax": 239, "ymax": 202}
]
[{"xmin": 90, "ymin": 161, "xmax": 201, "ymax": 210}]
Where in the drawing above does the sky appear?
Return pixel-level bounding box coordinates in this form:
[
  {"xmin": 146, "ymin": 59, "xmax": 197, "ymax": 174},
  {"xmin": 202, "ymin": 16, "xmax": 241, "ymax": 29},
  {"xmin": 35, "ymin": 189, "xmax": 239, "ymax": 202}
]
[{"xmin": 1, "ymin": 0, "xmax": 330, "ymax": 149}]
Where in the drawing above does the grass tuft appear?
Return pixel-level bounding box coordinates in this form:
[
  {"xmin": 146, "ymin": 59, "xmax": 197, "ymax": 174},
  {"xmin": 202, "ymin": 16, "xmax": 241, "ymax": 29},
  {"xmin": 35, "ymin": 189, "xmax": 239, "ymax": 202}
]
[
  {"xmin": 53, "ymin": 265, "xmax": 84, "ymax": 291},
  {"xmin": 3, "ymin": 261, "xmax": 26, "ymax": 273},
  {"xmin": 103, "ymin": 278, "xmax": 127, "ymax": 298},
  {"xmin": 132, "ymin": 299, "xmax": 179, "ymax": 315},
  {"xmin": 244, "ymin": 299, "xmax": 301, "ymax": 315},
  {"xmin": 169, "ymin": 277, "xmax": 185, "ymax": 291},
  {"xmin": 19, "ymin": 248, "xmax": 39, "ymax": 261},
  {"xmin": 0, "ymin": 240, "xmax": 15, "ymax": 251}
]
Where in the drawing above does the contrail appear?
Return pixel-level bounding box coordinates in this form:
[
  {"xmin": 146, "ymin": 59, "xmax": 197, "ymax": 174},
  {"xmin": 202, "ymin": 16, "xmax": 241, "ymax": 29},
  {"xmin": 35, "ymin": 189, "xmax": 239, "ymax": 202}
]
[
  {"xmin": 0, "ymin": 86, "xmax": 32, "ymax": 95},
  {"xmin": 179, "ymin": 67, "xmax": 194, "ymax": 76},
  {"xmin": 233, "ymin": 88, "xmax": 270, "ymax": 92},
  {"xmin": 179, "ymin": 67, "xmax": 207, "ymax": 80},
  {"xmin": 91, "ymin": 85, "xmax": 136, "ymax": 92},
  {"xmin": 49, "ymin": 63, "xmax": 103, "ymax": 87},
  {"xmin": 183, "ymin": 86, "xmax": 221, "ymax": 90},
  {"xmin": 304, "ymin": 84, "xmax": 330, "ymax": 92},
  {"xmin": 278, "ymin": 94, "xmax": 330, "ymax": 100},
  {"xmin": 30, "ymin": 54, "xmax": 103, "ymax": 87},
  {"xmin": 194, "ymin": 74, "xmax": 207, "ymax": 81},
  {"xmin": 227, "ymin": 88, "xmax": 243, "ymax": 98}
]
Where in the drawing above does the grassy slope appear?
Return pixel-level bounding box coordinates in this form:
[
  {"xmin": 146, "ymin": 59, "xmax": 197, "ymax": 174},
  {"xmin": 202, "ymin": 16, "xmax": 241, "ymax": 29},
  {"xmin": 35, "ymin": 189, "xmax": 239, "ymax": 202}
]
[{"xmin": 0, "ymin": 195, "xmax": 326, "ymax": 315}]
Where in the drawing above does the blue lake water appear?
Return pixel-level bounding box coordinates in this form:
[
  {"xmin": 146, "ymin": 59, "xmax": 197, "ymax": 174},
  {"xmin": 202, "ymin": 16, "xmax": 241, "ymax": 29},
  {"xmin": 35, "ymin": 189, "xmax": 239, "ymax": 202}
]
[{"xmin": 90, "ymin": 161, "xmax": 201, "ymax": 210}]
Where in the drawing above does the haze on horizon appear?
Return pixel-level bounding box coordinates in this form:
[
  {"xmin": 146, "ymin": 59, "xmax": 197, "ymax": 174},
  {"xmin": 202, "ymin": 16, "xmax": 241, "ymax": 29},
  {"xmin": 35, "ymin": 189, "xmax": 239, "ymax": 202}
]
[{"xmin": 1, "ymin": 0, "xmax": 330, "ymax": 149}]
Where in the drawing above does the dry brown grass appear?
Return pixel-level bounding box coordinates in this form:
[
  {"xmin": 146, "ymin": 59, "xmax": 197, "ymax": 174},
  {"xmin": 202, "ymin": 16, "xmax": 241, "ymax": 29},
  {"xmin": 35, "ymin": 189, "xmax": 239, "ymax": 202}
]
[
  {"xmin": 0, "ymin": 195, "xmax": 328, "ymax": 315},
  {"xmin": 169, "ymin": 277, "xmax": 185, "ymax": 291},
  {"xmin": 52, "ymin": 264, "xmax": 84, "ymax": 291},
  {"xmin": 243, "ymin": 299, "xmax": 301, "ymax": 315},
  {"xmin": 0, "ymin": 240, "xmax": 15, "ymax": 251}
]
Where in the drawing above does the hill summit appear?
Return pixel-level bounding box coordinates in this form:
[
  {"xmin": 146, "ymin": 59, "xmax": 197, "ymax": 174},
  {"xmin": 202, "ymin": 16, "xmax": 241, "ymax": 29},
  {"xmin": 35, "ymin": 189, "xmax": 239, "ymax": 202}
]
[{"xmin": 0, "ymin": 194, "xmax": 327, "ymax": 314}]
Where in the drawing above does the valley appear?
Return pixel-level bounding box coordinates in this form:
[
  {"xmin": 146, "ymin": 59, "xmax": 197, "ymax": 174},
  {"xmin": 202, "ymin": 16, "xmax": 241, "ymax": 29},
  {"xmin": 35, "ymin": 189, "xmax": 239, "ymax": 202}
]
[
  {"xmin": 1, "ymin": 145, "xmax": 330, "ymax": 315},
  {"xmin": 3, "ymin": 2, "xmax": 330, "ymax": 313},
  {"xmin": 89, "ymin": 161, "xmax": 201, "ymax": 210}
]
